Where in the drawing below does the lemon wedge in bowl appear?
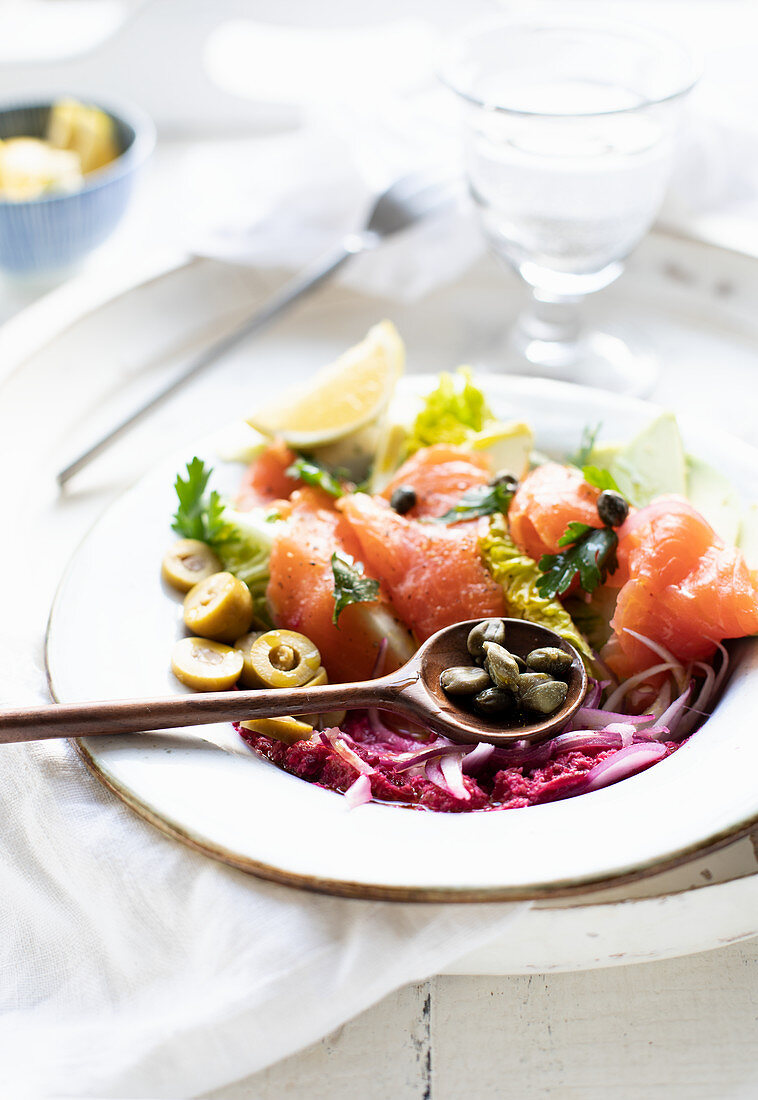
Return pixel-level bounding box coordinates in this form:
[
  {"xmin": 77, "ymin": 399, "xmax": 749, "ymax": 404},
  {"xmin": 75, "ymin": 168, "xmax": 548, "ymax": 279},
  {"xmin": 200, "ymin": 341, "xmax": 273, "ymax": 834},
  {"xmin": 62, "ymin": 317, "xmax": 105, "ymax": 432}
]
[{"xmin": 247, "ymin": 320, "xmax": 404, "ymax": 449}]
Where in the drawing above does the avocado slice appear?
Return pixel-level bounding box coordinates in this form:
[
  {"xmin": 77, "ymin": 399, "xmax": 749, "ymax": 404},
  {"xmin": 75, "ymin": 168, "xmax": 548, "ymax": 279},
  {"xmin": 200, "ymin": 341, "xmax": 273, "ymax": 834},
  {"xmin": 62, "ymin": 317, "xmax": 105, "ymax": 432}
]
[
  {"xmin": 606, "ymin": 412, "xmax": 687, "ymax": 507},
  {"xmin": 738, "ymin": 504, "xmax": 758, "ymax": 569},
  {"xmin": 686, "ymin": 455, "xmax": 743, "ymax": 545}
]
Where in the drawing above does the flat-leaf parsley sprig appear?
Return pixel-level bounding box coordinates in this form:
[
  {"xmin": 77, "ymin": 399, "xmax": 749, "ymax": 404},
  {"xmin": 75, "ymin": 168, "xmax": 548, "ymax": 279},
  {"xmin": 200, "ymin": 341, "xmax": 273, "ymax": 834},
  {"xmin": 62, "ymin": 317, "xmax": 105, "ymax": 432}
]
[
  {"xmin": 172, "ymin": 457, "xmax": 236, "ymax": 546},
  {"xmin": 331, "ymin": 552, "xmax": 380, "ymax": 625},
  {"xmin": 536, "ymin": 523, "xmax": 619, "ymax": 599}
]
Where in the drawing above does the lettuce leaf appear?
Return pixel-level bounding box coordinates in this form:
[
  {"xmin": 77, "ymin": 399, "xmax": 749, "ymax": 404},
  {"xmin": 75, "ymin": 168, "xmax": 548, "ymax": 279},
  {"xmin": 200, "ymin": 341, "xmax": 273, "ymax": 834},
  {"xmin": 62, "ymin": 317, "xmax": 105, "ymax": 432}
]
[
  {"xmin": 213, "ymin": 506, "xmax": 282, "ymax": 626},
  {"xmin": 406, "ymin": 368, "xmax": 492, "ymax": 454},
  {"xmin": 480, "ymin": 516, "xmax": 593, "ymax": 662}
]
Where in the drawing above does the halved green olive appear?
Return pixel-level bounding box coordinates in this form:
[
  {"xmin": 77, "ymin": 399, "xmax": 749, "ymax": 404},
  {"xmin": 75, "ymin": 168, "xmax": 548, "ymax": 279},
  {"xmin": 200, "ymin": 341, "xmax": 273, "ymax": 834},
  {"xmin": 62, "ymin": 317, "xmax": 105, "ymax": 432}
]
[
  {"xmin": 242, "ymin": 629, "xmax": 321, "ymax": 689},
  {"xmin": 239, "ymin": 716, "xmax": 313, "ymax": 744},
  {"xmin": 171, "ymin": 637, "xmax": 243, "ymax": 691},
  {"xmin": 234, "ymin": 631, "xmax": 266, "ymax": 688},
  {"xmin": 183, "ymin": 572, "xmax": 254, "ymax": 642},
  {"xmin": 162, "ymin": 539, "xmax": 222, "ymax": 593}
]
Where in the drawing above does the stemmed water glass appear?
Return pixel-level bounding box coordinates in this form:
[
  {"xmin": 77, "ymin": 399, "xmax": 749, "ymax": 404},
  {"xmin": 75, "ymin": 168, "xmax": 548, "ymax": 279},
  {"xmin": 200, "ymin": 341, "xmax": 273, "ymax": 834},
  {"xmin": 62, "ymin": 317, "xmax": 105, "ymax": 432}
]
[{"xmin": 440, "ymin": 16, "xmax": 700, "ymax": 395}]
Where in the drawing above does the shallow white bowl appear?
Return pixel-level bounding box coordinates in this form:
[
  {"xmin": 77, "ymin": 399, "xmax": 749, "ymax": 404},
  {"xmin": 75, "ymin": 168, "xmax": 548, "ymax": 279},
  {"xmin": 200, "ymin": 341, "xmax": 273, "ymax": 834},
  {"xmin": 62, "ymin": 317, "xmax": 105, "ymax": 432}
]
[{"xmin": 46, "ymin": 375, "xmax": 758, "ymax": 901}]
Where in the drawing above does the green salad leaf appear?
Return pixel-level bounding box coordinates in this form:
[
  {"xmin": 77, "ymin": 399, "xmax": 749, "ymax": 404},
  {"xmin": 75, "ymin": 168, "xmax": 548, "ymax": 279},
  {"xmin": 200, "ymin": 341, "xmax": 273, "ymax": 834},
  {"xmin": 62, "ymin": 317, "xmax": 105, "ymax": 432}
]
[
  {"xmin": 581, "ymin": 464, "xmax": 621, "ymax": 494},
  {"xmin": 286, "ymin": 455, "xmax": 345, "ymax": 498},
  {"xmin": 331, "ymin": 552, "xmax": 380, "ymax": 626},
  {"xmin": 406, "ymin": 368, "xmax": 492, "ymax": 454},
  {"xmin": 480, "ymin": 516, "xmax": 592, "ymax": 661},
  {"xmin": 171, "ymin": 458, "xmax": 279, "ymax": 625},
  {"xmin": 537, "ymin": 524, "xmax": 619, "ymax": 599}
]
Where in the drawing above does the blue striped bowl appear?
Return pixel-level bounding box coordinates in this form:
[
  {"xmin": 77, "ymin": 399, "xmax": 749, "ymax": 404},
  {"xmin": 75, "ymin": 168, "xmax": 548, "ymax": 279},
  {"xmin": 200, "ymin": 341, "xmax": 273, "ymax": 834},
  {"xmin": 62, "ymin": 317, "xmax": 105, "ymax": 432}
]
[{"xmin": 0, "ymin": 98, "xmax": 155, "ymax": 275}]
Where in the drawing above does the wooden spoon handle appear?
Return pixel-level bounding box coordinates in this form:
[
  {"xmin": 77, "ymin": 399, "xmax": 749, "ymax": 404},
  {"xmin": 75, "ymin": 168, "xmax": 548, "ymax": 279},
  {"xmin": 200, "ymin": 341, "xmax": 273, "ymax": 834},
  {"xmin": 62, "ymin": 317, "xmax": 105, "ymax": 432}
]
[{"xmin": 0, "ymin": 679, "xmax": 403, "ymax": 744}]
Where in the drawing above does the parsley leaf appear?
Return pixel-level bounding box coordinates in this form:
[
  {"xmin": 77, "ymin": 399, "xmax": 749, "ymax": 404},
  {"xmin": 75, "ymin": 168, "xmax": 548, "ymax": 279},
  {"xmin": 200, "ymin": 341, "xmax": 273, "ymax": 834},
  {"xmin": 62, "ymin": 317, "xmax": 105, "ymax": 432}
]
[
  {"xmin": 286, "ymin": 456, "xmax": 344, "ymax": 498},
  {"xmin": 581, "ymin": 464, "xmax": 621, "ymax": 494},
  {"xmin": 537, "ymin": 526, "xmax": 619, "ymax": 599},
  {"xmin": 434, "ymin": 481, "xmax": 516, "ymax": 524},
  {"xmin": 570, "ymin": 423, "xmax": 601, "ymax": 468},
  {"xmin": 331, "ymin": 552, "xmax": 380, "ymax": 626},
  {"xmin": 172, "ymin": 458, "xmax": 236, "ymax": 544}
]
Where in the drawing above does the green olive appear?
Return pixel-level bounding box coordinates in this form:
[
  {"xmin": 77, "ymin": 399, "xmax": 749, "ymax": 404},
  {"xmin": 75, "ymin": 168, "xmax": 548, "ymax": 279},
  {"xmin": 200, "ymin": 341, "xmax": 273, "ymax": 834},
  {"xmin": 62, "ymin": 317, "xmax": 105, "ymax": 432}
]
[
  {"xmin": 239, "ymin": 716, "xmax": 313, "ymax": 744},
  {"xmin": 234, "ymin": 631, "xmax": 266, "ymax": 687},
  {"xmin": 183, "ymin": 572, "xmax": 254, "ymax": 642},
  {"xmin": 243, "ymin": 629, "xmax": 321, "ymax": 689},
  {"xmin": 171, "ymin": 637, "xmax": 242, "ymax": 691},
  {"xmin": 162, "ymin": 539, "xmax": 222, "ymax": 593}
]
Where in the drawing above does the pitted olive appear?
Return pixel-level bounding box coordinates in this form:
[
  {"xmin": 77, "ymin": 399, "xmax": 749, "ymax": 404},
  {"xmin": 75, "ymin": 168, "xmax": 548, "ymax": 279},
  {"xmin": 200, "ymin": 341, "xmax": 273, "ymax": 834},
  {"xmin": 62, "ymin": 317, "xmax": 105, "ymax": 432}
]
[
  {"xmin": 242, "ymin": 629, "xmax": 321, "ymax": 689},
  {"xmin": 171, "ymin": 637, "xmax": 243, "ymax": 691},
  {"xmin": 183, "ymin": 572, "xmax": 254, "ymax": 642},
  {"xmin": 162, "ymin": 539, "xmax": 222, "ymax": 593},
  {"xmin": 239, "ymin": 716, "xmax": 314, "ymax": 744},
  {"xmin": 525, "ymin": 646, "xmax": 573, "ymax": 677},
  {"xmin": 467, "ymin": 619, "xmax": 506, "ymax": 661}
]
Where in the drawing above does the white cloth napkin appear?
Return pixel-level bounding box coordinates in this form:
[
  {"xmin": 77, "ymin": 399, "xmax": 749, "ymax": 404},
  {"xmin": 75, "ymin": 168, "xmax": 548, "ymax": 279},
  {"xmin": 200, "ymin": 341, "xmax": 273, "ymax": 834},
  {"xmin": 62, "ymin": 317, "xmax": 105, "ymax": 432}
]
[{"xmin": 0, "ymin": 292, "xmax": 527, "ymax": 1099}]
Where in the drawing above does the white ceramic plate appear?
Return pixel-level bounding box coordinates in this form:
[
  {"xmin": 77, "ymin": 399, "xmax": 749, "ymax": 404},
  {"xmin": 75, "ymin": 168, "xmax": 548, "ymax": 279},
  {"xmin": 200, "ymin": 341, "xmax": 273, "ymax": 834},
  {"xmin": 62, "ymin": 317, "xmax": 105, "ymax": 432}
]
[{"xmin": 46, "ymin": 373, "xmax": 758, "ymax": 901}]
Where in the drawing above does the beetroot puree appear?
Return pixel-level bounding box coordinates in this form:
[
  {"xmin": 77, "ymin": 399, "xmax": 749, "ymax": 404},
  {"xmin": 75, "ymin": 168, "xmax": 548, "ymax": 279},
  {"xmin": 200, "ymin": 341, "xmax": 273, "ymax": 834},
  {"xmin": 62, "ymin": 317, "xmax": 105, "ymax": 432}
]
[{"xmin": 237, "ymin": 714, "xmax": 679, "ymax": 813}]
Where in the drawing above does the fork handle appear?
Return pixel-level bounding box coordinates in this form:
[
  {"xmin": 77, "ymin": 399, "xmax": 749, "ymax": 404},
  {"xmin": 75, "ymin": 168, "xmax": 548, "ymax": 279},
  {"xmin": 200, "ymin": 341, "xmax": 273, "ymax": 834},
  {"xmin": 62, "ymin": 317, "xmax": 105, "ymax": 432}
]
[
  {"xmin": 0, "ymin": 678, "xmax": 405, "ymax": 744},
  {"xmin": 56, "ymin": 233, "xmax": 373, "ymax": 487}
]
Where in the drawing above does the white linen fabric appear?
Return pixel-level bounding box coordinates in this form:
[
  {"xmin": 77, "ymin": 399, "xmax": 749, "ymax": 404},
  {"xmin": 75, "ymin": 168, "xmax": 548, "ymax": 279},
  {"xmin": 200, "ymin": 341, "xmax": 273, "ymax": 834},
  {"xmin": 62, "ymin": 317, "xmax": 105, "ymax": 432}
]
[
  {"xmin": 0, "ymin": 732, "xmax": 525, "ymax": 1097},
  {"xmin": 0, "ymin": 257, "xmax": 527, "ymax": 1099}
]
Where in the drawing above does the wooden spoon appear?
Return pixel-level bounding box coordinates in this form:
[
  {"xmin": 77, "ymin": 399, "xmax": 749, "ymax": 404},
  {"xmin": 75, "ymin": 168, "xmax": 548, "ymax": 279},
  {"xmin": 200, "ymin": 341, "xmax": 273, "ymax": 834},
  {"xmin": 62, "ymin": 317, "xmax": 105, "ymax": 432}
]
[{"xmin": 1, "ymin": 619, "xmax": 587, "ymax": 748}]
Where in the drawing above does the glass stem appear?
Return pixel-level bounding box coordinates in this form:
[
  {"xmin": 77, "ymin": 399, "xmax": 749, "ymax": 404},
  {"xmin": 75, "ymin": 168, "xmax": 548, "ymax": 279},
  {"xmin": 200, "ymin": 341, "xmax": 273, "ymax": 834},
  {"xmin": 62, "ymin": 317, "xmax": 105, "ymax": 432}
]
[{"xmin": 512, "ymin": 288, "xmax": 585, "ymax": 371}]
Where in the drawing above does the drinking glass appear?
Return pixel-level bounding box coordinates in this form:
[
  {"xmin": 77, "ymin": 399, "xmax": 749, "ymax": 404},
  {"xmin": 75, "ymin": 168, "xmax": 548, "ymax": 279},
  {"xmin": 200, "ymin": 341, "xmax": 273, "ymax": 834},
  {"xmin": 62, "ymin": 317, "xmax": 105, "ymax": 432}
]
[{"xmin": 440, "ymin": 17, "xmax": 699, "ymax": 394}]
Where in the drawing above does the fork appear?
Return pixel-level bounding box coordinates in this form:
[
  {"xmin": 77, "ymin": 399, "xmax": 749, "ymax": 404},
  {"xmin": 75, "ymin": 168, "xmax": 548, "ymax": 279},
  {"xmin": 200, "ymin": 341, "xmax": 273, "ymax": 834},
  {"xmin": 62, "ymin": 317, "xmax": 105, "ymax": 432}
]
[{"xmin": 57, "ymin": 171, "xmax": 459, "ymax": 487}]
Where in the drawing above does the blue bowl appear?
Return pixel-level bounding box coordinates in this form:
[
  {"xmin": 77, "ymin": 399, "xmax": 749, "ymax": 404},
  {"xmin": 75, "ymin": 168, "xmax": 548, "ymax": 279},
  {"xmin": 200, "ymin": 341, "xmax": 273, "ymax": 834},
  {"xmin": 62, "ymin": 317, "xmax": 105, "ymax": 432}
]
[{"xmin": 0, "ymin": 98, "xmax": 155, "ymax": 275}]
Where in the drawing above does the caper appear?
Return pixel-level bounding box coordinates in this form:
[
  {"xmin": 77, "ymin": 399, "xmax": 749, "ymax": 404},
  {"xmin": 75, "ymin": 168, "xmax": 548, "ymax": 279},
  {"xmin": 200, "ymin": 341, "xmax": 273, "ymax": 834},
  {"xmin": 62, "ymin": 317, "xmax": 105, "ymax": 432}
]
[
  {"xmin": 162, "ymin": 539, "xmax": 222, "ymax": 593},
  {"xmin": 525, "ymin": 646, "xmax": 573, "ymax": 677},
  {"xmin": 243, "ymin": 629, "xmax": 321, "ymax": 689},
  {"xmin": 521, "ymin": 679, "xmax": 568, "ymax": 716},
  {"xmin": 183, "ymin": 572, "xmax": 254, "ymax": 642},
  {"xmin": 239, "ymin": 716, "xmax": 313, "ymax": 744},
  {"xmin": 390, "ymin": 485, "xmax": 417, "ymax": 514},
  {"xmin": 482, "ymin": 642, "xmax": 520, "ymax": 691},
  {"xmin": 513, "ymin": 654, "xmax": 527, "ymax": 672},
  {"xmin": 597, "ymin": 490, "xmax": 629, "ymax": 528},
  {"xmin": 171, "ymin": 637, "xmax": 243, "ymax": 691},
  {"xmin": 517, "ymin": 671, "xmax": 551, "ymax": 699},
  {"xmin": 440, "ymin": 667, "xmax": 492, "ymax": 696},
  {"xmin": 467, "ymin": 619, "xmax": 506, "ymax": 661},
  {"xmin": 473, "ymin": 686, "xmax": 517, "ymax": 717}
]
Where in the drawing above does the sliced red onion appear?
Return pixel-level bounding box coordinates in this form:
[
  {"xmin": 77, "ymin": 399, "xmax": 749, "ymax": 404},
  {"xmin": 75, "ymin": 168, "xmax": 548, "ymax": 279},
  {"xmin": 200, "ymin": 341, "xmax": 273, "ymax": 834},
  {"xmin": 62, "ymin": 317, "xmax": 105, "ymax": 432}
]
[
  {"xmin": 366, "ymin": 709, "xmax": 417, "ymax": 750},
  {"xmin": 649, "ymin": 678, "xmax": 672, "ymax": 719},
  {"xmin": 439, "ymin": 752, "xmax": 471, "ymax": 801},
  {"xmin": 583, "ymin": 742, "xmax": 668, "ymax": 792},
  {"xmin": 344, "ymin": 774, "xmax": 373, "ymax": 808},
  {"xmin": 393, "ymin": 742, "xmax": 468, "ymax": 773},
  {"xmin": 655, "ymin": 682, "xmax": 693, "ymax": 739},
  {"xmin": 462, "ymin": 742, "xmax": 495, "ymax": 774},
  {"xmin": 320, "ymin": 731, "xmax": 375, "ymax": 776},
  {"xmin": 621, "ymin": 629, "xmax": 687, "ymax": 692},
  {"xmin": 604, "ymin": 661, "xmax": 682, "ymax": 713},
  {"xmin": 570, "ymin": 706, "xmax": 656, "ymax": 731}
]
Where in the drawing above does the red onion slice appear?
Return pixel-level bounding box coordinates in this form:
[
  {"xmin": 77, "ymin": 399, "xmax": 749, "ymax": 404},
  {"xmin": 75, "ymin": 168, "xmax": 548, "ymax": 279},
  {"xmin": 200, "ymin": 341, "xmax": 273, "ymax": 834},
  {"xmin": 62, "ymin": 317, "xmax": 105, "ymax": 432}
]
[
  {"xmin": 344, "ymin": 774, "xmax": 373, "ymax": 808},
  {"xmin": 583, "ymin": 742, "xmax": 668, "ymax": 792}
]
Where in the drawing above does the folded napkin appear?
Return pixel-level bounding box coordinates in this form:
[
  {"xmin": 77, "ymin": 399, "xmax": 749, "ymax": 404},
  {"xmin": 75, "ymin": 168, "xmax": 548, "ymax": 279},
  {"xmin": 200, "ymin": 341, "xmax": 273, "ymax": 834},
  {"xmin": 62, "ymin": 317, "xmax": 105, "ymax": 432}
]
[{"xmin": 0, "ymin": 302, "xmax": 526, "ymax": 1099}]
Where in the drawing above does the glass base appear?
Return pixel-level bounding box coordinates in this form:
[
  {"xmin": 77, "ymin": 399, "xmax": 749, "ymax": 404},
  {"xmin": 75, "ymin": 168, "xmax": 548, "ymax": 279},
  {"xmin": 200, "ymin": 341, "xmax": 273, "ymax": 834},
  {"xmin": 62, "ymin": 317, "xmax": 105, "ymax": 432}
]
[{"xmin": 486, "ymin": 325, "xmax": 659, "ymax": 399}]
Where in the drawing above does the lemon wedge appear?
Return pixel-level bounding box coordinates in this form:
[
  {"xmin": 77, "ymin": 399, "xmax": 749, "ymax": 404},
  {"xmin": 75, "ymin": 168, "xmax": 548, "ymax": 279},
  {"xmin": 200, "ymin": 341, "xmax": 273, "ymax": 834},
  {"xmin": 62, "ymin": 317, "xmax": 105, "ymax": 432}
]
[{"xmin": 247, "ymin": 320, "xmax": 404, "ymax": 449}]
